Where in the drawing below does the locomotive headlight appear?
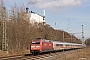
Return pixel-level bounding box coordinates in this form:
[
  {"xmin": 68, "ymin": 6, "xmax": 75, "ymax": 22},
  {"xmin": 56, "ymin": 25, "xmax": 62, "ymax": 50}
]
[
  {"xmin": 31, "ymin": 46, "xmax": 35, "ymax": 48},
  {"xmin": 36, "ymin": 46, "xmax": 40, "ymax": 48}
]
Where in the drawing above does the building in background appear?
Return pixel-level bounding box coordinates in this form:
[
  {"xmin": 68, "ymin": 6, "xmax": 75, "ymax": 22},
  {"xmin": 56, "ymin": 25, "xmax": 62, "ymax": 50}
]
[{"xmin": 26, "ymin": 8, "xmax": 45, "ymax": 24}]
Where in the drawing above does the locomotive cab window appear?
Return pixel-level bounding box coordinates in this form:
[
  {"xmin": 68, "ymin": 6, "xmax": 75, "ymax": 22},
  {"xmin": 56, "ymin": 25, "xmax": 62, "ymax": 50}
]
[{"xmin": 32, "ymin": 42, "xmax": 40, "ymax": 44}]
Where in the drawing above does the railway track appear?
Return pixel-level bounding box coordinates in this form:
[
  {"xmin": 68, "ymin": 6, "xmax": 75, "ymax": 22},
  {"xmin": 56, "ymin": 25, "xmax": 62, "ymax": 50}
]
[{"xmin": 0, "ymin": 49, "xmax": 81, "ymax": 60}]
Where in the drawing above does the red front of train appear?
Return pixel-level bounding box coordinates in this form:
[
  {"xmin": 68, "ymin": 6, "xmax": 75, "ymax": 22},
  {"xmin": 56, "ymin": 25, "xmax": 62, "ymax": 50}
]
[{"xmin": 30, "ymin": 38, "xmax": 53, "ymax": 55}]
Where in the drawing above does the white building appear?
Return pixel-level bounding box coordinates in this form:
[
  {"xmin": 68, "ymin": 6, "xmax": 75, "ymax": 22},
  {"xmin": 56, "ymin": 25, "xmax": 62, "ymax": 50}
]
[{"xmin": 26, "ymin": 8, "xmax": 45, "ymax": 24}]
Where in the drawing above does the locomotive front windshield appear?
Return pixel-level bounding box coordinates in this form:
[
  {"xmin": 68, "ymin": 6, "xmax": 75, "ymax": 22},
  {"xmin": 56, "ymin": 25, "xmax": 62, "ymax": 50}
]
[
  {"xmin": 32, "ymin": 42, "xmax": 40, "ymax": 44},
  {"xmin": 36, "ymin": 38, "xmax": 42, "ymax": 40}
]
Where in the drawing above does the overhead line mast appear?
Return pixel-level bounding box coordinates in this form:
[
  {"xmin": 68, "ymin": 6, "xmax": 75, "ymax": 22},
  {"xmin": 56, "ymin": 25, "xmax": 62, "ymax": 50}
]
[
  {"xmin": 82, "ymin": 25, "xmax": 84, "ymax": 46},
  {"xmin": 1, "ymin": 0, "xmax": 7, "ymax": 51}
]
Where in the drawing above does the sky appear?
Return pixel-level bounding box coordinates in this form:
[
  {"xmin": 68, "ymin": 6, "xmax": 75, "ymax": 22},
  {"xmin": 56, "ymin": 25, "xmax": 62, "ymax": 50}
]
[{"xmin": 4, "ymin": 0, "xmax": 90, "ymax": 40}]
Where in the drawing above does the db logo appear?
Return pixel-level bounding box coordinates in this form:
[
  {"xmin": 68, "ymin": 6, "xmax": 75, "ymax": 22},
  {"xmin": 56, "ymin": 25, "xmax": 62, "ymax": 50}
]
[{"xmin": 78, "ymin": 58, "xmax": 87, "ymax": 60}]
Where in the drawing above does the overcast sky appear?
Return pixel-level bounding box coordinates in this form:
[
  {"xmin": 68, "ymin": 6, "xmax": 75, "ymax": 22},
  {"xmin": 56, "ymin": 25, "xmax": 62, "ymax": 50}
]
[{"xmin": 4, "ymin": 0, "xmax": 90, "ymax": 40}]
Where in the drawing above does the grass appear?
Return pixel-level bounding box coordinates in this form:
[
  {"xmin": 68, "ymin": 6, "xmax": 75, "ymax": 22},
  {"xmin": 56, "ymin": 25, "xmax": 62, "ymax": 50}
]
[
  {"xmin": 0, "ymin": 50, "xmax": 30, "ymax": 57},
  {"xmin": 56, "ymin": 46, "xmax": 90, "ymax": 60}
]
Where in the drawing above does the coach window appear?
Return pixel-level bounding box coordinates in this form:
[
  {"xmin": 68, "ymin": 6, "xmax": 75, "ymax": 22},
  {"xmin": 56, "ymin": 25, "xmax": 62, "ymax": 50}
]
[
  {"xmin": 56, "ymin": 44, "xmax": 59, "ymax": 46},
  {"xmin": 60, "ymin": 44, "xmax": 63, "ymax": 46}
]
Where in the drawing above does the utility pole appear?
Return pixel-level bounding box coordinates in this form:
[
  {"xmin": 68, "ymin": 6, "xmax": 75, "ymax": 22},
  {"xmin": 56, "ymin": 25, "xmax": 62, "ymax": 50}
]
[
  {"xmin": 63, "ymin": 30, "xmax": 64, "ymax": 52},
  {"xmin": 82, "ymin": 25, "xmax": 84, "ymax": 46},
  {"xmin": 1, "ymin": 0, "xmax": 7, "ymax": 51},
  {"xmin": 63, "ymin": 31, "xmax": 64, "ymax": 42},
  {"xmin": 43, "ymin": 10, "xmax": 45, "ymax": 25},
  {"xmin": 50, "ymin": 27, "xmax": 52, "ymax": 40},
  {"xmin": 71, "ymin": 33, "xmax": 72, "ymax": 43}
]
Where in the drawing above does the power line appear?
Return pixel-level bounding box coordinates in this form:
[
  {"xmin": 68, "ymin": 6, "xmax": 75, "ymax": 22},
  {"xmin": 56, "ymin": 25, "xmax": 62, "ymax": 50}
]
[{"xmin": 4, "ymin": 2, "xmax": 13, "ymax": 8}]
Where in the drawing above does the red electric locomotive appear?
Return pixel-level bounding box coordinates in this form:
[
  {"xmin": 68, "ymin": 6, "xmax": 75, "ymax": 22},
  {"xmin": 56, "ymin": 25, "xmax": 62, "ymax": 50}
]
[{"xmin": 30, "ymin": 38, "xmax": 53, "ymax": 55}]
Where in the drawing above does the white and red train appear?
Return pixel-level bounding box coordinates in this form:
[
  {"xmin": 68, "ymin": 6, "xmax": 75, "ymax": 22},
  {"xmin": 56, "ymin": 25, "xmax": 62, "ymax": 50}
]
[{"xmin": 30, "ymin": 38, "xmax": 82, "ymax": 55}]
